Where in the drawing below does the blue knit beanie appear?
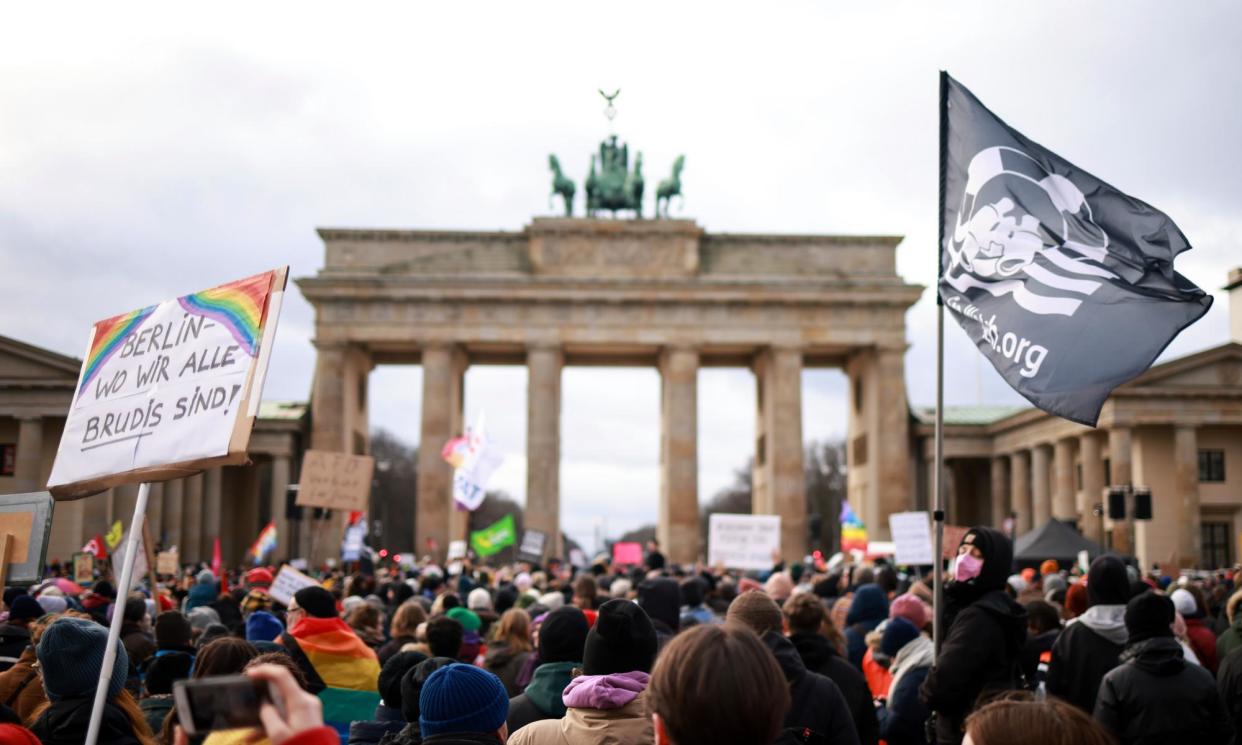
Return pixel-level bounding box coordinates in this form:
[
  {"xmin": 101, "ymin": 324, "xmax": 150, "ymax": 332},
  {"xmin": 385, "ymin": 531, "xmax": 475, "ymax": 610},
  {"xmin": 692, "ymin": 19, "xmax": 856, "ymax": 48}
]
[
  {"xmin": 245, "ymin": 610, "xmax": 284, "ymax": 642},
  {"xmin": 38, "ymin": 616, "xmax": 128, "ymax": 701},
  {"xmin": 419, "ymin": 663, "xmax": 508, "ymax": 738},
  {"xmin": 879, "ymin": 617, "xmax": 921, "ymax": 660}
]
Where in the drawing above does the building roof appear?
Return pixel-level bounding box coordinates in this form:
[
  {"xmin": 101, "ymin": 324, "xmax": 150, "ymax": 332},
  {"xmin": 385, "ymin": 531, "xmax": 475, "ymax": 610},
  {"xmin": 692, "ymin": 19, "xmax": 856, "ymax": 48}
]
[
  {"xmin": 912, "ymin": 405, "xmax": 1029, "ymax": 426},
  {"xmin": 257, "ymin": 400, "xmax": 307, "ymax": 421}
]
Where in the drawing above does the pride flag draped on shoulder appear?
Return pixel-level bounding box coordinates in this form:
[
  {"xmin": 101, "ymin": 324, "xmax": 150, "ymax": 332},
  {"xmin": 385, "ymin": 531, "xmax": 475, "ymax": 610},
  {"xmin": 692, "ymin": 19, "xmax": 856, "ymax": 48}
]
[{"xmin": 939, "ymin": 73, "xmax": 1211, "ymax": 426}]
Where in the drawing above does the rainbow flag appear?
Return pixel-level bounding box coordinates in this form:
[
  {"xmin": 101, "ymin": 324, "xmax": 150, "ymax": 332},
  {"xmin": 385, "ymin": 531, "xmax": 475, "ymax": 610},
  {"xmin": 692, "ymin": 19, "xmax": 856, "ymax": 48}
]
[
  {"xmin": 284, "ymin": 616, "xmax": 381, "ymax": 738},
  {"xmin": 249, "ymin": 521, "xmax": 277, "ymax": 565},
  {"xmin": 840, "ymin": 501, "xmax": 868, "ymax": 554}
]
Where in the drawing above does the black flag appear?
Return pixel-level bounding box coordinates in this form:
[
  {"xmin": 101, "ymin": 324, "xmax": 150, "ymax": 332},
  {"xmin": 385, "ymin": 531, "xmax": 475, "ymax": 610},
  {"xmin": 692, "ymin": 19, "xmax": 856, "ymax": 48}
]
[{"xmin": 938, "ymin": 72, "xmax": 1212, "ymax": 426}]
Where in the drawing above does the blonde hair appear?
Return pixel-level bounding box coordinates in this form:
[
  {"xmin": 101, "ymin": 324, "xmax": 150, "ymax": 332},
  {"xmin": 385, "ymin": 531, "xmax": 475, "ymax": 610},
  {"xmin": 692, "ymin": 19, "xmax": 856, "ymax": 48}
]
[
  {"xmin": 489, "ymin": 608, "xmax": 533, "ymax": 653},
  {"xmin": 391, "ymin": 599, "xmax": 428, "ymax": 639}
]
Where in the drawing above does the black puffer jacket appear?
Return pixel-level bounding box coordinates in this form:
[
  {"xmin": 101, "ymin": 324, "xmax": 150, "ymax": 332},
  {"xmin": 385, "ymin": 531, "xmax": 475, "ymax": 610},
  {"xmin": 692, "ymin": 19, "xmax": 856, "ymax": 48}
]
[
  {"xmin": 790, "ymin": 632, "xmax": 878, "ymax": 745},
  {"xmin": 1045, "ymin": 554, "xmax": 1130, "ymax": 712},
  {"xmin": 1095, "ymin": 637, "xmax": 1234, "ymax": 745},
  {"xmin": 921, "ymin": 527, "xmax": 1027, "ymax": 745},
  {"xmin": 764, "ymin": 631, "xmax": 861, "ymax": 745}
]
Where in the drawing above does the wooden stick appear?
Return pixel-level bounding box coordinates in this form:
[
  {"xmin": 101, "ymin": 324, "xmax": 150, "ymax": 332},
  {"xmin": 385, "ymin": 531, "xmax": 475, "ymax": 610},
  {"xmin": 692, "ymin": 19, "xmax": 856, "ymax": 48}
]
[{"xmin": 142, "ymin": 517, "xmax": 158, "ymax": 595}]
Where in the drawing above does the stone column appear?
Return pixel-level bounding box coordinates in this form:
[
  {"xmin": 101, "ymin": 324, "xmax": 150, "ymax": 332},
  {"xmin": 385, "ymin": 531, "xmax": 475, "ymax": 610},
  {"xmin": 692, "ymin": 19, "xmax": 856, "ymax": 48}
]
[
  {"xmin": 203, "ymin": 467, "xmax": 222, "ymax": 560},
  {"xmin": 1011, "ymin": 450, "xmax": 1032, "ymax": 534},
  {"xmin": 1031, "ymin": 445, "xmax": 1051, "ymax": 527},
  {"xmin": 990, "ymin": 456, "xmax": 1010, "ymax": 529},
  {"xmin": 526, "ymin": 346, "xmax": 563, "ymax": 561},
  {"xmin": 416, "ymin": 344, "xmax": 465, "ymax": 559},
  {"xmin": 1052, "ymin": 438, "xmax": 1077, "ymax": 522},
  {"xmin": 874, "ymin": 348, "xmax": 913, "ymax": 521},
  {"xmin": 270, "ymin": 455, "xmax": 291, "ymax": 562},
  {"xmin": 1079, "ymin": 433, "xmax": 1105, "ymax": 544},
  {"xmin": 182, "ymin": 474, "xmax": 204, "ymax": 562},
  {"xmin": 753, "ymin": 347, "xmax": 806, "ymax": 562},
  {"xmin": 659, "ymin": 347, "xmax": 699, "ymax": 565},
  {"xmin": 13, "ymin": 416, "xmax": 43, "ymax": 493},
  {"xmin": 1109, "ymin": 427, "xmax": 1133, "ymax": 554},
  {"xmin": 163, "ymin": 479, "xmax": 184, "ymax": 551},
  {"xmin": 1174, "ymin": 425, "xmax": 1201, "ymax": 567}
]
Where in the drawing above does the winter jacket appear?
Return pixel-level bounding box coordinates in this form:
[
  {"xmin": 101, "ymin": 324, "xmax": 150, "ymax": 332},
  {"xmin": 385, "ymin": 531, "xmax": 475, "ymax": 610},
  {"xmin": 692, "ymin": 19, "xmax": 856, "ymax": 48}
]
[
  {"xmin": 1095, "ymin": 636, "xmax": 1234, "ymax": 745},
  {"xmin": 0, "ymin": 624, "xmax": 30, "ymax": 671},
  {"xmin": 378, "ymin": 723, "xmax": 421, "ymax": 745},
  {"xmin": 1019, "ymin": 628, "xmax": 1058, "ymax": 690},
  {"xmin": 0, "ymin": 646, "xmax": 46, "ymax": 721},
  {"xmin": 349, "ymin": 704, "xmax": 407, "ymax": 745},
  {"xmin": 1045, "ymin": 604, "xmax": 1127, "ymax": 712},
  {"xmin": 1218, "ymin": 645, "xmax": 1242, "ymax": 729},
  {"xmin": 483, "ymin": 643, "xmax": 532, "ymax": 697},
  {"xmin": 764, "ymin": 631, "xmax": 861, "ymax": 745},
  {"xmin": 861, "ymin": 647, "xmax": 892, "ymax": 698},
  {"xmin": 790, "ymin": 632, "xmax": 878, "ymax": 745},
  {"xmin": 140, "ymin": 695, "xmax": 174, "ymax": 738},
  {"xmin": 844, "ymin": 585, "xmax": 888, "ymax": 669},
  {"xmin": 507, "ymin": 660, "xmax": 578, "ymax": 733},
  {"xmin": 377, "ymin": 635, "xmax": 419, "ymax": 665},
  {"xmin": 1219, "ymin": 606, "xmax": 1242, "ymax": 662},
  {"xmin": 421, "ymin": 734, "xmax": 504, "ymax": 745},
  {"xmin": 1186, "ymin": 617, "xmax": 1219, "ymax": 674},
  {"xmin": 920, "ymin": 589, "xmax": 1027, "ymax": 745},
  {"xmin": 508, "ymin": 672, "xmax": 652, "ymax": 745},
  {"xmin": 878, "ymin": 635, "xmax": 934, "ymax": 745},
  {"xmin": 29, "ymin": 697, "xmax": 144, "ymax": 745}
]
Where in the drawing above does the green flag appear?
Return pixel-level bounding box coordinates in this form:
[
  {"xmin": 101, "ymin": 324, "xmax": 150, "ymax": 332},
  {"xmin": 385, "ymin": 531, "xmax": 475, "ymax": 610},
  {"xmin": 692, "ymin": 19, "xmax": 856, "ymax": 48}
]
[{"xmin": 470, "ymin": 514, "xmax": 516, "ymax": 558}]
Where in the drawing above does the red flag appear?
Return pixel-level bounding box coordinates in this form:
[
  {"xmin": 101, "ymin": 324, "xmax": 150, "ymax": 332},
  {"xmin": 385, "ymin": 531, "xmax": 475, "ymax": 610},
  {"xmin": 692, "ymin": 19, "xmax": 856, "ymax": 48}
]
[
  {"xmin": 82, "ymin": 535, "xmax": 107, "ymax": 560},
  {"xmin": 348, "ymin": 511, "xmax": 364, "ymax": 526},
  {"xmin": 211, "ymin": 537, "xmax": 222, "ymax": 578}
]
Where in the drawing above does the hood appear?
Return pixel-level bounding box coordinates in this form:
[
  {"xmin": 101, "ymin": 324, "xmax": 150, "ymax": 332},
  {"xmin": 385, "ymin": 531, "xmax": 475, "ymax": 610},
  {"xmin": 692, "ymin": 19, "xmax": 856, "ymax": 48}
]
[
  {"xmin": 790, "ymin": 632, "xmax": 838, "ymax": 671},
  {"xmin": 562, "ymin": 671, "xmax": 649, "ymax": 710},
  {"xmin": 1074, "ymin": 604, "xmax": 1129, "ymax": 645},
  {"xmin": 958, "ymin": 526, "xmax": 1014, "ymax": 595},
  {"xmin": 846, "ymin": 584, "xmax": 889, "ymax": 626},
  {"xmin": 762, "ymin": 630, "xmax": 807, "ymax": 683},
  {"xmin": 1123, "ymin": 637, "xmax": 1187, "ymax": 677},
  {"xmin": 1087, "ymin": 555, "xmax": 1130, "ymax": 607},
  {"xmin": 526, "ymin": 660, "xmax": 578, "ymax": 717},
  {"xmin": 972, "ymin": 589, "xmax": 1029, "ymax": 655},
  {"xmin": 637, "ymin": 578, "xmax": 681, "ymax": 632}
]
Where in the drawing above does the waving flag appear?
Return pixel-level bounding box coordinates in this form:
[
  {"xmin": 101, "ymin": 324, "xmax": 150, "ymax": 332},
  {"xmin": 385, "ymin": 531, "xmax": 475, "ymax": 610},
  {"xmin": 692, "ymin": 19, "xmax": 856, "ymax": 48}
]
[
  {"xmin": 82, "ymin": 534, "xmax": 108, "ymax": 560},
  {"xmin": 249, "ymin": 522, "xmax": 278, "ymax": 565},
  {"xmin": 104, "ymin": 520, "xmax": 124, "ymax": 550},
  {"xmin": 840, "ymin": 501, "xmax": 868, "ymax": 554},
  {"xmin": 939, "ymin": 73, "xmax": 1211, "ymax": 425},
  {"xmin": 442, "ymin": 412, "xmax": 504, "ymax": 512}
]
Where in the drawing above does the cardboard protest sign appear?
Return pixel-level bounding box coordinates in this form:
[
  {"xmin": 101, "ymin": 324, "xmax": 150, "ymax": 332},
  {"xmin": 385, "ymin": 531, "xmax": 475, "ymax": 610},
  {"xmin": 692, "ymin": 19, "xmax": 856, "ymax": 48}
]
[
  {"xmin": 889, "ymin": 511, "xmax": 934, "ymax": 565},
  {"xmin": 156, "ymin": 548, "xmax": 179, "ymax": 576},
  {"xmin": 296, "ymin": 450, "xmax": 375, "ymax": 512},
  {"xmin": 47, "ymin": 269, "xmax": 288, "ymax": 499},
  {"xmin": 611, "ymin": 541, "xmax": 643, "ymax": 566},
  {"xmin": 269, "ymin": 564, "xmax": 320, "ymax": 606},
  {"xmin": 518, "ymin": 529, "xmax": 547, "ymax": 563},
  {"xmin": 707, "ymin": 514, "xmax": 780, "ymax": 571},
  {"xmin": 0, "ymin": 492, "xmax": 55, "ymax": 587}
]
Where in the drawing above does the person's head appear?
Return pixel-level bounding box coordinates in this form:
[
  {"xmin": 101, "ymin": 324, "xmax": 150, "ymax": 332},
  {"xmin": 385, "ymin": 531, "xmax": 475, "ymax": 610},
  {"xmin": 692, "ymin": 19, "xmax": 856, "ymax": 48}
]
[
  {"xmin": 1086, "ymin": 555, "xmax": 1129, "ymax": 607},
  {"xmin": 1126, "ymin": 591, "xmax": 1176, "ymax": 646},
  {"xmin": 37, "ymin": 616, "xmax": 129, "ymax": 702},
  {"xmin": 194, "ymin": 636, "xmax": 259, "ymax": 678},
  {"xmin": 726, "ymin": 589, "xmax": 783, "ymax": 636},
  {"xmin": 245, "ymin": 567, "xmax": 273, "ymax": 589},
  {"xmin": 196, "ymin": 569, "xmax": 215, "ymax": 586},
  {"xmin": 680, "ymin": 576, "xmax": 707, "ymax": 608},
  {"xmin": 782, "ymin": 591, "xmax": 827, "ymax": 635},
  {"xmin": 197, "ymin": 623, "xmax": 231, "ymax": 649},
  {"xmin": 573, "ymin": 575, "xmax": 598, "ymax": 608},
  {"xmin": 346, "ymin": 603, "xmax": 381, "ymax": 632},
  {"xmin": 445, "ymin": 607, "xmax": 482, "ymax": 634},
  {"xmin": 1064, "ymin": 581, "xmax": 1088, "ymax": 619},
  {"xmin": 490, "ymin": 608, "xmax": 532, "ymax": 653},
  {"xmin": 245, "ymin": 610, "xmax": 284, "ymax": 642},
  {"xmin": 401, "ymin": 656, "xmax": 456, "ymax": 723},
  {"xmin": 649, "ymin": 624, "xmax": 788, "ymax": 745},
  {"xmin": 291, "ymin": 585, "xmax": 337, "ymax": 624},
  {"xmin": 187, "ymin": 606, "xmax": 221, "ymax": 637},
  {"xmin": 244, "ymin": 651, "xmax": 308, "ymax": 690},
  {"xmin": 763, "ymin": 572, "xmax": 794, "ymax": 603},
  {"xmin": 6, "ymin": 596, "xmax": 42, "ymax": 626},
  {"xmin": 425, "ymin": 616, "xmax": 464, "ymax": 659},
  {"xmin": 155, "ymin": 610, "xmax": 193, "ymax": 649},
  {"xmin": 467, "ymin": 587, "xmax": 493, "ymax": 612},
  {"xmin": 145, "ymin": 650, "xmax": 194, "ymax": 695},
  {"xmin": 637, "ymin": 577, "xmax": 682, "ymax": 632},
  {"xmin": 583, "ymin": 599, "xmax": 658, "ymax": 675},
  {"xmin": 536, "ymin": 605, "xmax": 590, "ymax": 663},
  {"xmin": 379, "ymin": 651, "xmax": 428, "ymax": 709},
  {"xmin": 1039, "ymin": 559, "xmax": 1059, "ymax": 578},
  {"xmin": 963, "ymin": 697, "xmax": 1113, "ymax": 745},
  {"xmin": 888, "ymin": 593, "xmax": 928, "ymax": 630},
  {"xmin": 953, "ymin": 527, "xmax": 1014, "ymax": 594},
  {"xmin": 391, "ymin": 599, "xmax": 428, "ymax": 639},
  {"xmin": 1025, "ymin": 599, "xmax": 1061, "ymax": 636},
  {"xmin": 418, "ymin": 663, "xmax": 508, "ymax": 740},
  {"xmin": 878, "ymin": 617, "xmax": 921, "ymax": 661},
  {"xmin": 846, "ymin": 584, "xmax": 890, "ymax": 626}
]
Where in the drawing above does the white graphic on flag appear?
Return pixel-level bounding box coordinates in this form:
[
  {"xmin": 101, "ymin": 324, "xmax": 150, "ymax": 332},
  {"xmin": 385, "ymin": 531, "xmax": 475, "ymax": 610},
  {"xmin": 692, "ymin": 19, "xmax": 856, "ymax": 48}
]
[{"xmin": 944, "ymin": 146, "xmax": 1117, "ymax": 316}]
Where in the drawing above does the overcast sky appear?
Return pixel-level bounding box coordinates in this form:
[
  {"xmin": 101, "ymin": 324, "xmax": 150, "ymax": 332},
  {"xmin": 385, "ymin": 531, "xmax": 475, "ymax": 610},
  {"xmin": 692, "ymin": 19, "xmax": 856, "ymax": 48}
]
[{"xmin": 3, "ymin": 3, "xmax": 1239, "ymax": 553}]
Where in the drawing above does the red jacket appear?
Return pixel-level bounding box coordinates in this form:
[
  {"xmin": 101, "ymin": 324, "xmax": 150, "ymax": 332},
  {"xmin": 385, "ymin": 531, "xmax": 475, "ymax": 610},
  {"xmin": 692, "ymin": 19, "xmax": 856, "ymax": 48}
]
[
  {"xmin": 285, "ymin": 726, "xmax": 339, "ymax": 745},
  {"xmin": 1185, "ymin": 618, "xmax": 1218, "ymax": 674}
]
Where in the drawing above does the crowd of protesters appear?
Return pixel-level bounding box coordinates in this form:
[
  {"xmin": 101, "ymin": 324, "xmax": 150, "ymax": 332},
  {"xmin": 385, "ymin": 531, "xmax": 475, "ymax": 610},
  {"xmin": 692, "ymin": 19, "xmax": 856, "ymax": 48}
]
[{"xmin": 0, "ymin": 532, "xmax": 1239, "ymax": 744}]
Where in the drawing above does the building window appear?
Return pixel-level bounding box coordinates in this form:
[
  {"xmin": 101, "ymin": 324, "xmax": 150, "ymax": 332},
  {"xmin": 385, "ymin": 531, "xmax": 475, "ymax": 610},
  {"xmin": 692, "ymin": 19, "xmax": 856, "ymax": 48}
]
[
  {"xmin": 1103, "ymin": 458, "xmax": 1111, "ymax": 486},
  {"xmin": 1199, "ymin": 450, "xmax": 1226, "ymax": 483},
  {"xmin": 1202, "ymin": 521, "xmax": 1232, "ymax": 569},
  {"xmin": 0, "ymin": 444, "xmax": 13, "ymax": 476}
]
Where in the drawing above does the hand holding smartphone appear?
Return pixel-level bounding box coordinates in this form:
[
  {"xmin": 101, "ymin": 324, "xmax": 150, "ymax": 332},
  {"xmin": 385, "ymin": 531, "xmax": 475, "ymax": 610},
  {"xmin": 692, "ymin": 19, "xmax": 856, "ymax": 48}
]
[{"xmin": 173, "ymin": 675, "xmax": 282, "ymax": 735}]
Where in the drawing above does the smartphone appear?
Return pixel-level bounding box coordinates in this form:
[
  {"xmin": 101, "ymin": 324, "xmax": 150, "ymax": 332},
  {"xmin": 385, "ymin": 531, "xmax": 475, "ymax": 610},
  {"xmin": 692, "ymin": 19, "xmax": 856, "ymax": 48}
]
[{"xmin": 173, "ymin": 675, "xmax": 280, "ymax": 735}]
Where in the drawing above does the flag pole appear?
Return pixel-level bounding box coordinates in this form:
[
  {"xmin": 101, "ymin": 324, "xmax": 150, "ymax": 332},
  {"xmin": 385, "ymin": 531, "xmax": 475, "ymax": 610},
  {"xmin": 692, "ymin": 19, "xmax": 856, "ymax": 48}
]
[
  {"xmin": 932, "ymin": 70, "xmax": 949, "ymax": 658},
  {"xmin": 86, "ymin": 481, "xmax": 150, "ymax": 745}
]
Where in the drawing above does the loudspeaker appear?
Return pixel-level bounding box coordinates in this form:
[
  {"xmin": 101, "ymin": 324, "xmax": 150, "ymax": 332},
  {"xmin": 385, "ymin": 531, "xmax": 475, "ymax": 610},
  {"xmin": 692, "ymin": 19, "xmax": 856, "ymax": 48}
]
[
  {"xmin": 1133, "ymin": 488, "xmax": 1152, "ymax": 521},
  {"xmin": 1107, "ymin": 487, "xmax": 1127, "ymax": 520}
]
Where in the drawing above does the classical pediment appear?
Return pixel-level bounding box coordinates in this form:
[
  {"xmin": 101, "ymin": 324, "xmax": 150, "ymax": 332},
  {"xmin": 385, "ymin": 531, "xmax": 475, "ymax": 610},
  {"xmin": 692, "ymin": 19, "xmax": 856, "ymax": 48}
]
[
  {"xmin": 0, "ymin": 334, "xmax": 81, "ymax": 386},
  {"xmin": 1118, "ymin": 342, "xmax": 1242, "ymax": 391}
]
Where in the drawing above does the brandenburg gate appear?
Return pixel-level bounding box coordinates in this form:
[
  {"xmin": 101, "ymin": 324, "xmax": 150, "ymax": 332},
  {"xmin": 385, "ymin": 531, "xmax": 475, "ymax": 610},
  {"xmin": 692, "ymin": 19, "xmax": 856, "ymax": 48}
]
[{"xmin": 298, "ymin": 218, "xmax": 922, "ymax": 563}]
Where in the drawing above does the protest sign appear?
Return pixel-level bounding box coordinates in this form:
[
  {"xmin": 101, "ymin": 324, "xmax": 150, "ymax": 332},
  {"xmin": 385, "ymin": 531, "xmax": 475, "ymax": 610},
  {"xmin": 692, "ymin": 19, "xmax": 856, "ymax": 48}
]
[
  {"xmin": 269, "ymin": 564, "xmax": 320, "ymax": 606},
  {"xmin": 611, "ymin": 541, "xmax": 643, "ymax": 566},
  {"xmin": 156, "ymin": 548, "xmax": 179, "ymax": 576},
  {"xmin": 73, "ymin": 552, "xmax": 95, "ymax": 585},
  {"xmin": 568, "ymin": 547, "xmax": 587, "ymax": 568},
  {"xmin": 296, "ymin": 450, "xmax": 375, "ymax": 512},
  {"xmin": 518, "ymin": 529, "xmax": 547, "ymax": 563},
  {"xmin": 470, "ymin": 514, "xmax": 516, "ymax": 558},
  {"xmin": 47, "ymin": 269, "xmax": 288, "ymax": 500},
  {"xmin": 341, "ymin": 522, "xmax": 365, "ymax": 562},
  {"xmin": 0, "ymin": 492, "xmax": 55, "ymax": 587},
  {"xmin": 442, "ymin": 413, "xmax": 504, "ymax": 512},
  {"xmin": 708, "ymin": 514, "xmax": 780, "ymax": 571},
  {"xmin": 447, "ymin": 540, "xmax": 467, "ymax": 561},
  {"xmin": 889, "ymin": 511, "xmax": 935, "ymax": 566}
]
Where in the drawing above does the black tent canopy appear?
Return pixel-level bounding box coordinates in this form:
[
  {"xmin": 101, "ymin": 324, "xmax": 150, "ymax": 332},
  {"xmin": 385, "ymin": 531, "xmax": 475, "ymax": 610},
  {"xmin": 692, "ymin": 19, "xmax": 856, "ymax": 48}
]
[{"xmin": 1013, "ymin": 519, "xmax": 1107, "ymax": 568}]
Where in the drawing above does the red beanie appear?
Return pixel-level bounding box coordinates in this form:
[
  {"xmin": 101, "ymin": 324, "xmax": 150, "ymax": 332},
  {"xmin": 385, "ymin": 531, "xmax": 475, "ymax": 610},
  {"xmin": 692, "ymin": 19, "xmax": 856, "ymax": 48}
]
[{"xmin": 0, "ymin": 724, "xmax": 42, "ymax": 745}]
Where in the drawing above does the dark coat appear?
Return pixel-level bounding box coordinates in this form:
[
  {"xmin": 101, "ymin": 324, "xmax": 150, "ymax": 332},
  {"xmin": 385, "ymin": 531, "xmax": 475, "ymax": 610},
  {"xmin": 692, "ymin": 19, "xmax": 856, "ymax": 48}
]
[
  {"xmin": 844, "ymin": 585, "xmax": 889, "ymax": 669},
  {"xmin": 29, "ymin": 697, "xmax": 144, "ymax": 745},
  {"xmin": 1045, "ymin": 621, "xmax": 1124, "ymax": 712},
  {"xmin": 139, "ymin": 695, "xmax": 174, "ymax": 739},
  {"xmin": 1218, "ymin": 645, "xmax": 1242, "ymax": 730},
  {"xmin": 378, "ymin": 722, "xmax": 421, "ymax": 745},
  {"xmin": 378, "ymin": 635, "xmax": 418, "ymax": 665},
  {"xmin": 765, "ymin": 631, "xmax": 861, "ymax": 745},
  {"xmin": 878, "ymin": 666, "xmax": 930, "ymax": 745},
  {"xmin": 1019, "ymin": 629, "xmax": 1058, "ymax": 690},
  {"xmin": 0, "ymin": 624, "xmax": 30, "ymax": 672},
  {"xmin": 1095, "ymin": 637, "xmax": 1234, "ymax": 745},
  {"xmin": 422, "ymin": 734, "xmax": 503, "ymax": 745},
  {"xmin": 483, "ymin": 644, "xmax": 532, "ymax": 697},
  {"xmin": 507, "ymin": 661, "xmax": 576, "ymax": 734},
  {"xmin": 790, "ymin": 632, "xmax": 878, "ymax": 745}
]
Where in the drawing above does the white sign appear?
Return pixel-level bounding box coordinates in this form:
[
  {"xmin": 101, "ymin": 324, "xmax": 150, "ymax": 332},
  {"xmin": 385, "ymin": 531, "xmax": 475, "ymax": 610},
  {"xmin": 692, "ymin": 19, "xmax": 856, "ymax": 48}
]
[
  {"xmin": 519, "ymin": 529, "xmax": 547, "ymax": 561},
  {"xmin": 342, "ymin": 523, "xmax": 365, "ymax": 562},
  {"xmin": 1078, "ymin": 549, "xmax": 1090, "ymax": 574},
  {"xmin": 889, "ymin": 511, "xmax": 935, "ymax": 566},
  {"xmin": 568, "ymin": 548, "xmax": 587, "ymax": 568},
  {"xmin": 111, "ymin": 530, "xmax": 149, "ymax": 593},
  {"xmin": 47, "ymin": 269, "xmax": 287, "ymax": 499},
  {"xmin": 269, "ymin": 564, "xmax": 319, "ymax": 606},
  {"xmin": 447, "ymin": 540, "xmax": 467, "ymax": 561},
  {"xmin": 708, "ymin": 514, "xmax": 781, "ymax": 571}
]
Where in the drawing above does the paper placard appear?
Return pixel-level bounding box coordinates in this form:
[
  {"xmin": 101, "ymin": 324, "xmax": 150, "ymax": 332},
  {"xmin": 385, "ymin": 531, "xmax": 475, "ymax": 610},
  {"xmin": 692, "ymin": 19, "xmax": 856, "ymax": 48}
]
[
  {"xmin": 708, "ymin": 513, "xmax": 781, "ymax": 571},
  {"xmin": 889, "ymin": 511, "xmax": 934, "ymax": 566},
  {"xmin": 568, "ymin": 548, "xmax": 587, "ymax": 568},
  {"xmin": 47, "ymin": 269, "xmax": 288, "ymax": 500},
  {"xmin": 518, "ymin": 529, "xmax": 547, "ymax": 562},
  {"xmin": 612, "ymin": 541, "xmax": 643, "ymax": 566},
  {"xmin": 296, "ymin": 450, "xmax": 375, "ymax": 512},
  {"xmin": 157, "ymin": 548, "xmax": 179, "ymax": 576},
  {"xmin": 447, "ymin": 540, "xmax": 467, "ymax": 561},
  {"xmin": 270, "ymin": 564, "xmax": 319, "ymax": 606}
]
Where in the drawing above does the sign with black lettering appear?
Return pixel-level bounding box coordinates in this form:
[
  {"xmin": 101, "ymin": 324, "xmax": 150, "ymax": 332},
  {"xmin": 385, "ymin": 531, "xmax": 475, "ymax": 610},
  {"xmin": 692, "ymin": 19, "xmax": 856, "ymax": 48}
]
[{"xmin": 296, "ymin": 450, "xmax": 375, "ymax": 512}]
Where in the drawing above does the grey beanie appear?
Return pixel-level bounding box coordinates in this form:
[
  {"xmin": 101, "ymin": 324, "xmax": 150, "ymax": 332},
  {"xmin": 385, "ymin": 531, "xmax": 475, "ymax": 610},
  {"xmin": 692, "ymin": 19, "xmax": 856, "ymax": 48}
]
[
  {"xmin": 38, "ymin": 616, "xmax": 128, "ymax": 701},
  {"xmin": 197, "ymin": 569, "xmax": 216, "ymax": 585}
]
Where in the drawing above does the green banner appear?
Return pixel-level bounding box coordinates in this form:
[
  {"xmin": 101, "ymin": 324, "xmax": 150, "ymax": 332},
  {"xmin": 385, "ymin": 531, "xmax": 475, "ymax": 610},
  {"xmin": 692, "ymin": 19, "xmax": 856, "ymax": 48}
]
[{"xmin": 470, "ymin": 514, "xmax": 516, "ymax": 557}]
